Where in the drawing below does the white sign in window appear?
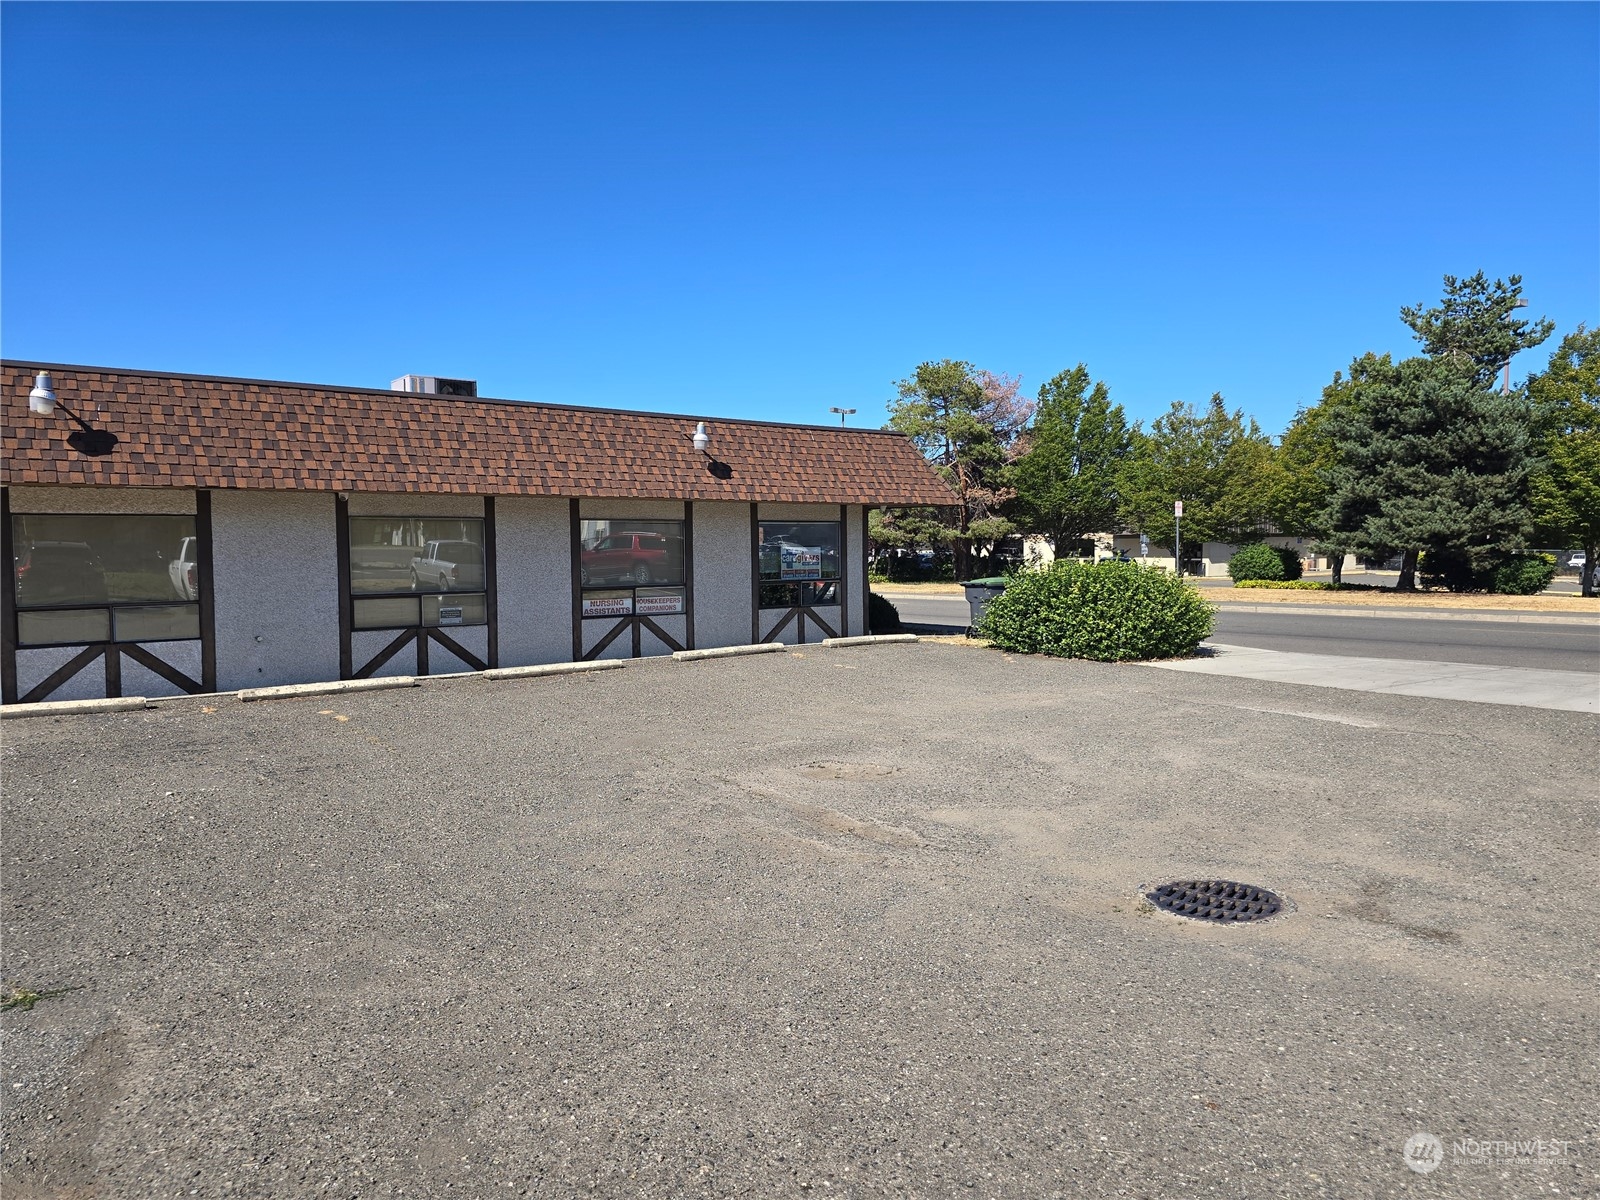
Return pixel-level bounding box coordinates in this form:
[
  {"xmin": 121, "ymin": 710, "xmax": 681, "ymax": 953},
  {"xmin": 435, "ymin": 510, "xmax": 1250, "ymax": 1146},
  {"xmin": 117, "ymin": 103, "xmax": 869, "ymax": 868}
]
[
  {"xmin": 582, "ymin": 592, "xmax": 634, "ymax": 618},
  {"xmin": 635, "ymin": 587, "xmax": 686, "ymax": 616}
]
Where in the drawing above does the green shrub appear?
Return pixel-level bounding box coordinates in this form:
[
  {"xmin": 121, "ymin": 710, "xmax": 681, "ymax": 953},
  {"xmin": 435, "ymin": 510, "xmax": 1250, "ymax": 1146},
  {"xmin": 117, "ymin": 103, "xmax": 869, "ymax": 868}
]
[
  {"xmin": 1492, "ymin": 553, "xmax": 1556, "ymax": 595},
  {"xmin": 868, "ymin": 592, "xmax": 903, "ymax": 633},
  {"xmin": 1421, "ymin": 550, "xmax": 1555, "ymax": 594},
  {"xmin": 975, "ymin": 560, "xmax": 1214, "ymax": 661},
  {"xmin": 1227, "ymin": 542, "xmax": 1302, "ymax": 582},
  {"xmin": 1233, "ymin": 580, "xmax": 1332, "ymax": 590}
]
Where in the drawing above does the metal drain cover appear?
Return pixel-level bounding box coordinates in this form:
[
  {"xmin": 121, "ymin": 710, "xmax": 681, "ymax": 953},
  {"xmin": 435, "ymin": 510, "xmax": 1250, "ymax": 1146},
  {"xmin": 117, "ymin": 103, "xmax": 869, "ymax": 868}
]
[{"xmin": 1146, "ymin": 880, "xmax": 1283, "ymax": 923}]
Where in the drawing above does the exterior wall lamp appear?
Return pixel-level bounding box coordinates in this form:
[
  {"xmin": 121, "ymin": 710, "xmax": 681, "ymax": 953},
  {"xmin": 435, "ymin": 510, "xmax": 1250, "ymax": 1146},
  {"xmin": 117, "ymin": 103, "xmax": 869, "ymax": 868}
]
[
  {"xmin": 686, "ymin": 420, "xmax": 732, "ymax": 479},
  {"xmin": 27, "ymin": 372, "xmax": 119, "ymax": 457}
]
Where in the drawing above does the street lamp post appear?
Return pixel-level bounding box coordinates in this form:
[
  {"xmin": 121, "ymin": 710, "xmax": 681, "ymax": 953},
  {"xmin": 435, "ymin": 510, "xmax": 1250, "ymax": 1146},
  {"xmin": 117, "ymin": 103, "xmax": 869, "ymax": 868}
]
[{"xmin": 829, "ymin": 406, "xmax": 856, "ymax": 427}]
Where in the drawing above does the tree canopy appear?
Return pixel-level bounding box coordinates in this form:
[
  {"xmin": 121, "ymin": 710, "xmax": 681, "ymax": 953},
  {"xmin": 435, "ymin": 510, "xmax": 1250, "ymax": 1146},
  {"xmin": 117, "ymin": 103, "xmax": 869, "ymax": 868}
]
[
  {"xmin": 1010, "ymin": 364, "xmax": 1131, "ymax": 555},
  {"xmin": 1318, "ymin": 354, "xmax": 1534, "ymax": 589},
  {"xmin": 1116, "ymin": 394, "xmax": 1274, "ymax": 549},
  {"xmin": 1399, "ymin": 272, "xmax": 1555, "ymax": 389},
  {"xmin": 885, "ymin": 359, "xmax": 1033, "ymax": 577},
  {"xmin": 1527, "ymin": 325, "xmax": 1600, "ymax": 596}
]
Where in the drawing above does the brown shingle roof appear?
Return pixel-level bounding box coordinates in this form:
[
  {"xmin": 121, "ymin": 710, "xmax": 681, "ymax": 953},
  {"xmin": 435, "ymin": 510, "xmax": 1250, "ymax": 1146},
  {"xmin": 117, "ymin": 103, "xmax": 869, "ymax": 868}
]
[{"xmin": 2, "ymin": 362, "xmax": 956, "ymax": 505}]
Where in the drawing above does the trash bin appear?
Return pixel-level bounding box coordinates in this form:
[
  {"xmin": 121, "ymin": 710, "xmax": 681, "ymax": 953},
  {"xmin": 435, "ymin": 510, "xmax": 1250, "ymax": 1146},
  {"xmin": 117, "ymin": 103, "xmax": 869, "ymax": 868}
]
[{"xmin": 959, "ymin": 577, "xmax": 1008, "ymax": 632}]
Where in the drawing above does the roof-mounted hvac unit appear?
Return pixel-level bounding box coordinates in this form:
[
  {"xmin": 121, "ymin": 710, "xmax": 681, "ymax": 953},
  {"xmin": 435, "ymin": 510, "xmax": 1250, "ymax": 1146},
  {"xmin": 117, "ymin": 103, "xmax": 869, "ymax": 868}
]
[{"xmin": 390, "ymin": 375, "xmax": 477, "ymax": 397}]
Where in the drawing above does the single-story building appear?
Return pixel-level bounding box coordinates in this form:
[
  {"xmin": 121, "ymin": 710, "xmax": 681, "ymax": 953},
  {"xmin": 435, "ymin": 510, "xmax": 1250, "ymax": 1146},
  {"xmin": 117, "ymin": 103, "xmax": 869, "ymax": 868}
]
[{"xmin": 2, "ymin": 362, "xmax": 954, "ymax": 705}]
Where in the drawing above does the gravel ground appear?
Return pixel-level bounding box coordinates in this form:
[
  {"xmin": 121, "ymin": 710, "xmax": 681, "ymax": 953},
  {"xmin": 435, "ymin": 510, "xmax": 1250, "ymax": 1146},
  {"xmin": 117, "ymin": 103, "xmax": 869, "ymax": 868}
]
[{"xmin": 2, "ymin": 643, "xmax": 1595, "ymax": 1199}]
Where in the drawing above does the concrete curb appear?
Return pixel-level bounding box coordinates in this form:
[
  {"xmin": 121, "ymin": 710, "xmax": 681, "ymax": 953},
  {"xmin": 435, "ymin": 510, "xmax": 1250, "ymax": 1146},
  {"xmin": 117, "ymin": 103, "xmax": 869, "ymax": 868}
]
[
  {"xmin": 1, "ymin": 696, "xmax": 150, "ymax": 720},
  {"xmin": 484, "ymin": 661, "xmax": 626, "ymax": 680},
  {"xmin": 1213, "ymin": 603, "xmax": 1598, "ymax": 626},
  {"xmin": 673, "ymin": 643, "xmax": 786, "ymax": 662},
  {"xmin": 238, "ymin": 677, "xmax": 418, "ymax": 703},
  {"xmin": 821, "ymin": 634, "xmax": 920, "ymax": 648}
]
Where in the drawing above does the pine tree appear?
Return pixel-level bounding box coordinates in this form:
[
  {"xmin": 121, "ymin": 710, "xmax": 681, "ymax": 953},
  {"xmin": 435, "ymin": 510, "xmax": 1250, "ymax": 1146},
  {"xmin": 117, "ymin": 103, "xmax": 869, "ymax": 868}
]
[
  {"xmin": 885, "ymin": 360, "xmax": 1033, "ymax": 578},
  {"xmin": 1319, "ymin": 355, "xmax": 1534, "ymax": 590},
  {"xmin": 1400, "ymin": 272, "xmax": 1555, "ymax": 389}
]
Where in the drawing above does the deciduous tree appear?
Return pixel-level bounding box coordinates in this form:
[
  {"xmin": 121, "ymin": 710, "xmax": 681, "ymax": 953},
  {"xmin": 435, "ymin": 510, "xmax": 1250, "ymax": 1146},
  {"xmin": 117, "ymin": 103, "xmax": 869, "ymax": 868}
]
[
  {"xmin": 1011, "ymin": 364, "xmax": 1131, "ymax": 556},
  {"xmin": 1116, "ymin": 394, "xmax": 1275, "ymax": 553},
  {"xmin": 1527, "ymin": 325, "xmax": 1600, "ymax": 597}
]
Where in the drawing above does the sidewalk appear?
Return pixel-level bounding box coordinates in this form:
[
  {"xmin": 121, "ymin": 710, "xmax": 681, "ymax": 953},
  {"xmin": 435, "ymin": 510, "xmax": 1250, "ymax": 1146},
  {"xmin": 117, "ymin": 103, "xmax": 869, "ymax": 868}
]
[{"xmin": 1146, "ymin": 641, "xmax": 1599, "ymax": 713}]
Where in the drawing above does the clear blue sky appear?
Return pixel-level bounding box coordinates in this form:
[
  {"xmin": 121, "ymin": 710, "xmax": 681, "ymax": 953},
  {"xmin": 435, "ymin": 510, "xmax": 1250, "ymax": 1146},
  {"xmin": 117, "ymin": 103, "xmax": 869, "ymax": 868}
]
[{"xmin": 3, "ymin": 2, "xmax": 1595, "ymax": 437}]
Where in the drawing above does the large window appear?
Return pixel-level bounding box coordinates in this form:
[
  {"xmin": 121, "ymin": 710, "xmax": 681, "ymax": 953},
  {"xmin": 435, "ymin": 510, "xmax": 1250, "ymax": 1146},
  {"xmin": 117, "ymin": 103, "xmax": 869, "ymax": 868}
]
[
  {"xmin": 348, "ymin": 517, "xmax": 487, "ymax": 630},
  {"xmin": 11, "ymin": 513, "xmax": 200, "ymax": 647},
  {"xmin": 578, "ymin": 519, "xmax": 686, "ymax": 618},
  {"xmin": 758, "ymin": 520, "xmax": 841, "ymax": 608}
]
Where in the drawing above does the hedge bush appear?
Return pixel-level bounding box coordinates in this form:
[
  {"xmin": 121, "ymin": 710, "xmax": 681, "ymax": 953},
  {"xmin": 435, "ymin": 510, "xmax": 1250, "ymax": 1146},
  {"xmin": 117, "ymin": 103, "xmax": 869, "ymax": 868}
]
[
  {"xmin": 1233, "ymin": 580, "xmax": 1333, "ymax": 590},
  {"xmin": 1493, "ymin": 553, "xmax": 1557, "ymax": 595},
  {"xmin": 868, "ymin": 592, "xmax": 903, "ymax": 633},
  {"xmin": 1227, "ymin": 542, "xmax": 1303, "ymax": 582},
  {"xmin": 1422, "ymin": 550, "xmax": 1557, "ymax": 594},
  {"xmin": 975, "ymin": 560, "xmax": 1213, "ymax": 661}
]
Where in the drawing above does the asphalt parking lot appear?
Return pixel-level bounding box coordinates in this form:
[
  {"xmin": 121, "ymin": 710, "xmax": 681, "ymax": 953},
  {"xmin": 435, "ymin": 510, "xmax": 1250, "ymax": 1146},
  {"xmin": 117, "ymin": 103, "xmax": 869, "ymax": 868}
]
[{"xmin": 3, "ymin": 643, "xmax": 1596, "ymax": 1198}]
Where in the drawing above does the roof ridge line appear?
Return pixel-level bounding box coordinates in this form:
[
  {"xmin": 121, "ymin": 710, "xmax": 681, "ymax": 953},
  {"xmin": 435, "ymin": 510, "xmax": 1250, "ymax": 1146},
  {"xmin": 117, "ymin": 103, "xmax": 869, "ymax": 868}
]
[{"xmin": 0, "ymin": 359, "xmax": 909, "ymax": 438}]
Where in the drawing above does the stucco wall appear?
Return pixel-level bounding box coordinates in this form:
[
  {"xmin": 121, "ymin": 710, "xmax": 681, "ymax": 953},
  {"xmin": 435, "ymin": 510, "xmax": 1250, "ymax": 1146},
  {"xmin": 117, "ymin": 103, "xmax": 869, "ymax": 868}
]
[
  {"xmin": 691, "ymin": 501, "xmax": 754, "ymax": 648},
  {"xmin": 496, "ymin": 496, "xmax": 574, "ymax": 668},
  {"xmin": 845, "ymin": 505, "xmax": 865, "ymax": 637},
  {"xmin": 13, "ymin": 641, "xmax": 204, "ymax": 703},
  {"xmin": 211, "ymin": 490, "xmax": 341, "ymax": 690}
]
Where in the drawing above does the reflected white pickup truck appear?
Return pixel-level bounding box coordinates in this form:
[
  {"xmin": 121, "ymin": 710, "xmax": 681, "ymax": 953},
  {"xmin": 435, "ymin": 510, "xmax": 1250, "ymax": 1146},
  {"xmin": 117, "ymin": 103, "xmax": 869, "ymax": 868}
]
[{"xmin": 409, "ymin": 540, "xmax": 485, "ymax": 591}]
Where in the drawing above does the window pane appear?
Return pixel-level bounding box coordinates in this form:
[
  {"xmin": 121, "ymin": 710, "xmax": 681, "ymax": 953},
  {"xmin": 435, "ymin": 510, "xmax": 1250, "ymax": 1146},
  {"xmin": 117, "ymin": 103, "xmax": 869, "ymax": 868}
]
[
  {"xmin": 579, "ymin": 519, "xmax": 686, "ymax": 587},
  {"xmin": 759, "ymin": 580, "xmax": 842, "ymax": 610},
  {"xmin": 353, "ymin": 596, "xmax": 420, "ymax": 629},
  {"xmin": 17, "ymin": 608, "xmax": 110, "ymax": 646},
  {"xmin": 12, "ymin": 514, "xmax": 196, "ymax": 607},
  {"xmin": 759, "ymin": 583, "xmax": 795, "ymax": 610},
  {"xmin": 113, "ymin": 604, "xmax": 200, "ymax": 642},
  {"xmin": 349, "ymin": 517, "xmax": 485, "ymax": 594},
  {"xmin": 757, "ymin": 522, "xmax": 841, "ymax": 583},
  {"xmin": 424, "ymin": 593, "xmax": 486, "ymax": 627}
]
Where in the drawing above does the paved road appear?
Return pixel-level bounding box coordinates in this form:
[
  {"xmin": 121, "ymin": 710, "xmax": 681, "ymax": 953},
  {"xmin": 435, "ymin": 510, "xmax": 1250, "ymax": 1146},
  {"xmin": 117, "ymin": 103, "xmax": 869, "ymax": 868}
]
[
  {"xmin": 3, "ymin": 646, "xmax": 1595, "ymax": 1198},
  {"xmin": 883, "ymin": 592, "xmax": 1600, "ymax": 673},
  {"xmin": 1211, "ymin": 609, "xmax": 1600, "ymax": 674}
]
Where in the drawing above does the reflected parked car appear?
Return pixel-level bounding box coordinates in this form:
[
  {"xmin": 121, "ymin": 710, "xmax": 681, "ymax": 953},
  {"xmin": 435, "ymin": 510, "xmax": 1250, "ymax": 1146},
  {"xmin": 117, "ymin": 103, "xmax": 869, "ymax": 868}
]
[
  {"xmin": 581, "ymin": 532, "xmax": 680, "ymax": 585},
  {"xmin": 410, "ymin": 540, "xmax": 485, "ymax": 591},
  {"xmin": 15, "ymin": 542, "xmax": 108, "ymax": 606}
]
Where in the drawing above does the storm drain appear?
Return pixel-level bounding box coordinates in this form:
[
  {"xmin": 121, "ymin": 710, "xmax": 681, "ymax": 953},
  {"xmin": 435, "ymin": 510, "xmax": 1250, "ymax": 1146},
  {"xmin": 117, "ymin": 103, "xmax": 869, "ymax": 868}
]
[{"xmin": 1145, "ymin": 880, "xmax": 1283, "ymax": 923}]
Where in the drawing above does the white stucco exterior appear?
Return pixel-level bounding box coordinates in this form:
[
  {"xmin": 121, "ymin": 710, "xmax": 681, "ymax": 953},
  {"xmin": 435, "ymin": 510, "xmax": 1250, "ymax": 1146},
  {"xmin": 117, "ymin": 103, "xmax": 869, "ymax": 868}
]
[{"xmin": 211, "ymin": 490, "xmax": 341, "ymax": 690}]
